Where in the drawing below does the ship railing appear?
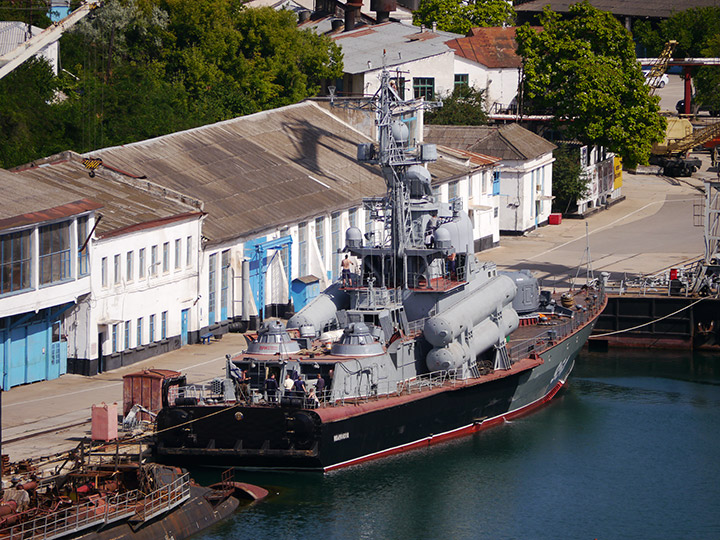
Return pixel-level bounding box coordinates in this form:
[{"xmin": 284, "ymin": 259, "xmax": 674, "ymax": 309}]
[
  {"xmin": 1, "ymin": 489, "xmax": 139, "ymax": 540},
  {"xmin": 352, "ymin": 287, "xmax": 402, "ymax": 308},
  {"xmin": 133, "ymin": 472, "xmax": 191, "ymax": 523},
  {"xmin": 1, "ymin": 473, "xmax": 192, "ymax": 540},
  {"xmin": 169, "ymin": 383, "xmax": 223, "ymax": 404},
  {"xmin": 507, "ymin": 287, "xmax": 606, "ymax": 362},
  {"xmin": 317, "ymin": 368, "xmax": 466, "ymax": 407}
]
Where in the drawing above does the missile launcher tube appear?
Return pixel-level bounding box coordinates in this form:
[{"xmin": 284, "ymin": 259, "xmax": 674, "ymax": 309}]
[
  {"xmin": 287, "ymin": 282, "xmax": 350, "ymax": 332},
  {"xmin": 426, "ymin": 305, "xmax": 519, "ymax": 371},
  {"xmin": 423, "ymin": 275, "xmax": 517, "ymax": 347}
]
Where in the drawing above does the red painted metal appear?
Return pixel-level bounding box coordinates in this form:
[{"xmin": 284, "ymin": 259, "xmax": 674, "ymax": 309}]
[{"xmin": 123, "ymin": 369, "xmax": 181, "ymax": 421}]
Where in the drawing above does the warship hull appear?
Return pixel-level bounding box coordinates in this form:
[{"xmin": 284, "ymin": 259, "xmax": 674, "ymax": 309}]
[{"xmin": 155, "ymin": 319, "xmax": 596, "ymax": 471}]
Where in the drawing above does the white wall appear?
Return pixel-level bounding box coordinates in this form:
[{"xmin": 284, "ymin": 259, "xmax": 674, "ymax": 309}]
[
  {"xmin": 455, "ymin": 57, "xmax": 521, "ymax": 113},
  {"xmin": 358, "ymin": 51, "xmax": 457, "ymax": 100},
  {"xmin": 87, "ymin": 216, "xmax": 202, "ymax": 358},
  {"xmin": 498, "ymin": 154, "xmax": 554, "ymax": 233}
]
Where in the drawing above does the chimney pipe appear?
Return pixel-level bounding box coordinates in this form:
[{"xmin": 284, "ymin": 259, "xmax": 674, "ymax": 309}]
[{"xmin": 345, "ymin": 0, "xmax": 362, "ymax": 31}]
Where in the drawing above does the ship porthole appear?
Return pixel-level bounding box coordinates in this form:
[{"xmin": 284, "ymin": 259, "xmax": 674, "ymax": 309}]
[{"xmin": 235, "ymin": 412, "xmax": 244, "ymax": 421}]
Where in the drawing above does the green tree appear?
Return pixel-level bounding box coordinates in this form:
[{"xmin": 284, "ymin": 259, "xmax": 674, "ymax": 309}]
[
  {"xmin": 551, "ymin": 146, "xmax": 589, "ymax": 214},
  {"xmin": 516, "ymin": 2, "xmax": 666, "ymax": 168},
  {"xmin": 413, "ymin": 0, "xmax": 515, "ymax": 35},
  {"xmin": 425, "ymin": 85, "xmax": 488, "ymax": 125},
  {"xmin": 0, "ymin": 59, "xmax": 67, "ymax": 168}
]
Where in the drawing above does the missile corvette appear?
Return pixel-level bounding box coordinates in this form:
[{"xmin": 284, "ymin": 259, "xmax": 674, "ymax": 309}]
[{"xmin": 153, "ymin": 69, "xmax": 606, "ymax": 472}]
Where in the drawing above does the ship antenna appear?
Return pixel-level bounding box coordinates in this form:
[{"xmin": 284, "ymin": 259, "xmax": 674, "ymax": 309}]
[{"xmin": 330, "ymin": 64, "xmax": 441, "ymax": 289}]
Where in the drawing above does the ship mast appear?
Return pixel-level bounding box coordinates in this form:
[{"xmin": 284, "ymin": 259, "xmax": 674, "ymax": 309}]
[{"xmin": 333, "ymin": 61, "xmax": 440, "ymax": 290}]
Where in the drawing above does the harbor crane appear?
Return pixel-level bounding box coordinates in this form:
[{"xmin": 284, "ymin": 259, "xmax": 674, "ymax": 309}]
[{"xmin": 0, "ymin": 0, "xmax": 101, "ymax": 81}]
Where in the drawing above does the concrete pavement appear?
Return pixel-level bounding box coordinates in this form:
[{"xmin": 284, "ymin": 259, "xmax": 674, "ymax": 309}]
[{"xmin": 1, "ymin": 152, "xmax": 714, "ymax": 462}]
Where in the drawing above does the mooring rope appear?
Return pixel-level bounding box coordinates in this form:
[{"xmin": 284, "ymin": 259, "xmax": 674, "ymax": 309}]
[{"xmin": 592, "ymin": 297, "xmax": 707, "ymax": 338}]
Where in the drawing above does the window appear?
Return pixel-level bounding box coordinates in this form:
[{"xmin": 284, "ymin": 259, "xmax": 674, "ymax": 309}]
[
  {"xmin": 0, "ymin": 230, "xmax": 31, "ymax": 295},
  {"xmin": 149, "ymin": 314, "xmax": 155, "ymax": 342},
  {"xmin": 175, "ymin": 239, "xmax": 181, "ymax": 270},
  {"xmin": 348, "ymin": 208, "xmax": 357, "ymax": 229},
  {"xmin": 331, "ymin": 212, "xmax": 341, "ymax": 279},
  {"xmin": 221, "ymin": 250, "xmax": 230, "ymax": 320},
  {"xmin": 114, "ymin": 254, "xmax": 120, "ymax": 284},
  {"xmin": 101, "ymin": 257, "xmax": 108, "ymax": 287},
  {"xmin": 112, "ymin": 323, "xmax": 119, "ymax": 353},
  {"xmin": 413, "ymin": 77, "xmax": 435, "ymax": 100},
  {"xmin": 139, "ymin": 248, "xmax": 146, "ymax": 279},
  {"xmin": 162, "ymin": 242, "xmax": 169, "ymax": 272},
  {"xmin": 39, "ymin": 221, "xmax": 71, "ymax": 285},
  {"xmin": 126, "ymin": 251, "xmax": 134, "ymax": 282},
  {"xmin": 454, "ymin": 74, "xmax": 469, "ymax": 88},
  {"xmin": 136, "ymin": 318, "xmax": 143, "ymax": 347},
  {"xmin": 208, "ymin": 253, "xmax": 217, "ymax": 325},
  {"xmin": 151, "ymin": 245, "xmax": 158, "ymax": 275},
  {"xmin": 492, "ymin": 171, "xmax": 501, "ymax": 196},
  {"xmin": 77, "ymin": 216, "xmax": 89, "ymax": 277},
  {"xmin": 394, "ymin": 76, "xmax": 406, "ymax": 99},
  {"xmin": 124, "ymin": 320, "xmax": 131, "ymax": 350},
  {"xmin": 298, "ymin": 222, "xmax": 307, "ymax": 276},
  {"xmin": 448, "ymin": 181, "xmax": 458, "ymax": 201},
  {"xmin": 161, "ymin": 311, "xmax": 167, "ymax": 339},
  {"xmin": 186, "ymin": 236, "xmax": 192, "ymax": 267},
  {"xmin": 315, "ymin": 217, "xmax": 325, "ymax": 263}
]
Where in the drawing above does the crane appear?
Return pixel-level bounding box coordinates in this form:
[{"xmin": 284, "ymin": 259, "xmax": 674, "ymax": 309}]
[
  {"xmin": 0, "ymin": 0, "xmax": 101, "ymax": 81},
  {"xmin": 645, "ymin": 40, "xmax": 677, "ymax": 95}
]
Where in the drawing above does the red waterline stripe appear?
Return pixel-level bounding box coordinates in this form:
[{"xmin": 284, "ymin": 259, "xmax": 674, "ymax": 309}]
[{"xmin": 323, "ymin": 379, "xmax": 567, "ymax": 472}]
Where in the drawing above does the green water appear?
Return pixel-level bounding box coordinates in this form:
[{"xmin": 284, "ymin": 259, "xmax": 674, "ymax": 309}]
[{"xmin": 192, "ymin": 350, "xmax": 720, "ymax": 540}]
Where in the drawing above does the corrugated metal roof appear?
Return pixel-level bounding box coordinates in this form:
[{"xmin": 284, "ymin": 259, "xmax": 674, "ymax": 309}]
[
  {"xmin": 514, "ymin": 0, "xmax": 719, "ymax": 19},
  {"xmin": 308, "ymin": 20, "xmax": 461, "ymax": 74},
  {"xmin": 0, "ymin": 21, "xmax": 38, "ymax": 56},
  {"xmin": 8, "ymin": 153, "xmax": 200, "ymax": 237},
  {"xmin": 424, "ymin": 124, "xmax": 556, "ymax": 161},
  {"xmin": 85, "ymin": 101, "xmax": 473, "ymax": 246},
  {"xmin": 446, "ymin": 27, "xmax": 527, "ymax": 69}
]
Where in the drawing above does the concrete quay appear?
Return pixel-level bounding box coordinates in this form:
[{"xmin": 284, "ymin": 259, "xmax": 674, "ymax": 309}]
[{"xmin": 1, "ymin": 154, "xmax": 713, "ymax": 463}]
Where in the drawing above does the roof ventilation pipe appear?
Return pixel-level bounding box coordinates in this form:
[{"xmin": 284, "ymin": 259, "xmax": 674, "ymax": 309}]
[
  {"xmin": 371, "ymin": 0, "xmax": 396, "ymax": 23},
  {"xmin": 344, "ymin": 0, "xmax": 362, "ymax": 31},
  {"xmin": 331, "ymin": 18, "xmax": 344, "ymax": 31},
  {"xmin": 298, "ymin": 10, "xmax": 311, "ymax": 23}
]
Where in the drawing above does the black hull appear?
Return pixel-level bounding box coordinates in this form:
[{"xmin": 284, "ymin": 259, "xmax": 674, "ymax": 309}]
[{"xmin": 155, "ymin": 322, "xmax": 595, "ymax": 471}]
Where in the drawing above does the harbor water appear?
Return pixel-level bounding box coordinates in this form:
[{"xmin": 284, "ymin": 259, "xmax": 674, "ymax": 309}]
[{"xmin": 192, "ymin": 349, "xmax": 720, "ymax": 540}]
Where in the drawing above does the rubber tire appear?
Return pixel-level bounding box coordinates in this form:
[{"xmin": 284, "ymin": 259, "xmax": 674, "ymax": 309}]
[{"xmin": 658, "ymin": 81, "xmax": 666, "ymax": 89}]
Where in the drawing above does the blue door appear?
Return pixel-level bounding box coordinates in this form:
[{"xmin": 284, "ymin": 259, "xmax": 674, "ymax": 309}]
[
  {"xmin": 181, "ymin": 309, "xmax": 189, "ymax": 346},
  {"xmin": 49, "ymin": 342, "xmax": 61, "ymax": 380},
  {"xmin": 26, "ymin": 322, "xmax": 47, "ymax": 383},
  {"xmin": 9, "ymin": 326, "xmax": 26, "ymax": 387}
]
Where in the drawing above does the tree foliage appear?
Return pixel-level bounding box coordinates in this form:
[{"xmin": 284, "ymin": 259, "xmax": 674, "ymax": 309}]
[
  {"xmin": 516, "ymin": 1, "xmax": 666, "ymax": 168},
  {"xmin": 0, "ymin": 0, "xmax": 343, "ymax": 168},
  {"xmin": 425, "ymin": 85, "xmax": 488, "ymax": 126},
  {"xmin": 413, "ymin": 0, "xmax": 515, "ymax": 35},
  {"xmin": 551, "ymin": 146, "xmax": 589, "ymax": 214}
]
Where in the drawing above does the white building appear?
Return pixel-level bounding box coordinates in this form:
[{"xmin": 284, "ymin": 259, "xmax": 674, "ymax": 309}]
[
  {"xmin": 445, "ymin": 27, "xmax": 527, "ymax": 114},
  {"xmin": 11, "ymin": 153, "xmax": 204, "ymax": 375},
  {"xmin": 303, "ymin": 19, "xmax": 461, "ymax": 100},
  {"xmin": 576, "ymin": 145, "xmax": 620, "ymax": 215},
  {"xmin": 0, "ymin": 168, "xmax": 100, "ymax": 388},
  {"xmin": 424, "ymin": 124, "xmax": 556, "ymax": 234}
]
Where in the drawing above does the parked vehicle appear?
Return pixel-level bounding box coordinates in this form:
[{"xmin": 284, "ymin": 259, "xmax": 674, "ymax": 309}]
[{"xmin": 642, "ymin": 69, "xmax": 669, "ymax": 89}]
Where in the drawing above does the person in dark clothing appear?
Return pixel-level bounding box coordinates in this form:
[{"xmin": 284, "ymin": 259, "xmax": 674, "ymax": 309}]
[
  {"xmin": 315, "ymin": 375, "xmax": 325, "ymax": 402},
  {"xmin": 293, "ymin": 376, "xmax": 307, "ymax": 398},
  {"xmin": 265, "ymin": 373, "xmax": 279, "ymax": 403}
]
